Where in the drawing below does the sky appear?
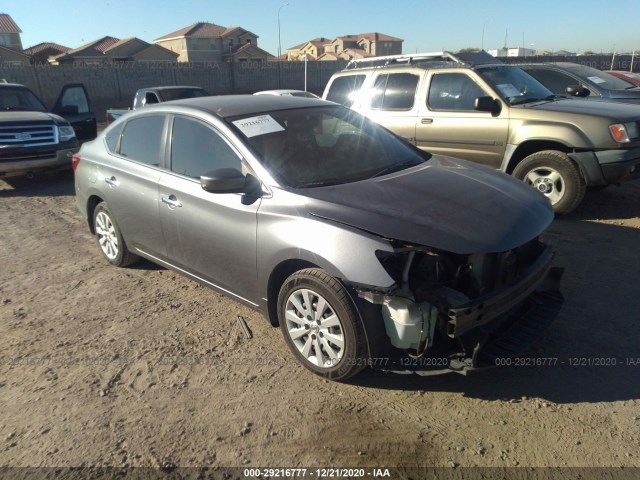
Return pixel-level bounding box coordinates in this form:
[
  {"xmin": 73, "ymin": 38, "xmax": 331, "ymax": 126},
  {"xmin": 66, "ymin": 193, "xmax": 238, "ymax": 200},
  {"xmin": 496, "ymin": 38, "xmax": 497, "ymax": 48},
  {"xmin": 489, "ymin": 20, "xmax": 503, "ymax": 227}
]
[{"xmin": 5, "ymin": 0, "xmax": 640, "ymax": 56}]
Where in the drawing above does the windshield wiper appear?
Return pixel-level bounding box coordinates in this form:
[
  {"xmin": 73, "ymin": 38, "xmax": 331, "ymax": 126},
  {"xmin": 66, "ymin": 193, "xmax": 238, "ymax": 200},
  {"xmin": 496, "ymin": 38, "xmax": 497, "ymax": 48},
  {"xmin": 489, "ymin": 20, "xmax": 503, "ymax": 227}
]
[
  {"xmin": 370, "ymin": 160, "xmax": 421, "ymax": 178},
  {"xmin": 295, "ymin": 180, "xmax": 341, "ymax": 188},
  {"xmin": 510, "ymin": 97, "xmax": 541, "ymax": 105},
  {"xmin": 513, "ymin": 95, "xmax": 564, "ymax": 106}
]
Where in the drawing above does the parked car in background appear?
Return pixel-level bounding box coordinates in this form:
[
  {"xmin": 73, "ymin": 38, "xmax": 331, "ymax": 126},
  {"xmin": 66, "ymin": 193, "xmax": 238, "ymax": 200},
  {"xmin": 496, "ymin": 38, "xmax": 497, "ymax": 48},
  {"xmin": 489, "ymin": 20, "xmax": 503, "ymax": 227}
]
[
  {"xmin": 0, "ymin": 81, "xmax": 95, "ymax": 178},
  {"xmin": 106, "ymin": 86, "xmax": 209, "ymax": 124},
  {"xmin": 606, "ymin": 70, "xmax": 640, "ymax": 87},
  {"xmin": 74, "ymin": 95, "xmax": 563, "ymax": 381},
  {"xmin": 519, "ymin": 62, "xmax": 640, "ymax": 104},
  {"xmin": 254, "ymin": 89, "xmax": 320, "ymax": 98},
  {"xmin": 323, "ymin": 52, "xmax": 640, "ymax": 214}
]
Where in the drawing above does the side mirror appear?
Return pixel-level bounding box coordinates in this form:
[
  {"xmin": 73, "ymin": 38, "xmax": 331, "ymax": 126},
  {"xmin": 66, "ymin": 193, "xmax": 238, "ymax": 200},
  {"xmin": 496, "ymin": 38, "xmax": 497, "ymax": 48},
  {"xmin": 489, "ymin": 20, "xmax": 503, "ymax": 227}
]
[
  {"xmin": 566, "ymin": 85, "xmax": 590, "ymax": 97},
  {"xmin": 200, "ymin": 168, "xmax": 247, "ymax": 194},
  {"xmin": 474, "ymin": 96, "xmax": 501, "ymax": 114}
]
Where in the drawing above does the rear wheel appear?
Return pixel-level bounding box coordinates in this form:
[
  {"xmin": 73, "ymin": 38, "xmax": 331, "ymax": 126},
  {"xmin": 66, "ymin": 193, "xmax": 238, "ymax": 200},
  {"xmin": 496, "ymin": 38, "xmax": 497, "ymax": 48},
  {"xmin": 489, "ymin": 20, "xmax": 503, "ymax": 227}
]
[
  {"xmin": 513, "ymin": 150, "xmax": 586, "ymax": 215},
  {"xmin": 277, "ymin": 268, "xmax": 368, "ymax": 381},
  {"xmin": 93, "ymin": 202, "xmax": 139, "ymax": 267}
]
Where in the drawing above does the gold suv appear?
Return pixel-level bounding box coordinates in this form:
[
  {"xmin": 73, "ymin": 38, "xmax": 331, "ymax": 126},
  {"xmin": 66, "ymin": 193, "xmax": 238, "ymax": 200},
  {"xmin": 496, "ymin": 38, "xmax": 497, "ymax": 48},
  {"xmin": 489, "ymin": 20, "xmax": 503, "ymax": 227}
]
[{"xmin": 323, "ymin": 51, "xmax": 640, "ymax": 214}]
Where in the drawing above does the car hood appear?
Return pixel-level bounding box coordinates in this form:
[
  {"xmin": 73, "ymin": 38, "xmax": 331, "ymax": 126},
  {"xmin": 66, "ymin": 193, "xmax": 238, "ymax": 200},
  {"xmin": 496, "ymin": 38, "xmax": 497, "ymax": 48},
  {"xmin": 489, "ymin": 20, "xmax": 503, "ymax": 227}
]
[
  {"xmin": 0, "ymin": 111, "xmax": 57, "ymax": 123},
  {"xmin": 301, "ymin": 156, "xmax": 554, "ymax": 254},
  {"xmin": 527, "ymin": 97, "xmax": 640, "ymax": 120}
]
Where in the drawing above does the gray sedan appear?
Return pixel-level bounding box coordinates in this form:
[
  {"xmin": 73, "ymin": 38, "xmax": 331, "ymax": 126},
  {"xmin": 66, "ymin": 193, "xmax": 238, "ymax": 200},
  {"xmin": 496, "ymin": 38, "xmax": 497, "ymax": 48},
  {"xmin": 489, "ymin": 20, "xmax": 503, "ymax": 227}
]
[{"xmin": 74, "ymin": 95, "xmax": 563, "ymax": 381}]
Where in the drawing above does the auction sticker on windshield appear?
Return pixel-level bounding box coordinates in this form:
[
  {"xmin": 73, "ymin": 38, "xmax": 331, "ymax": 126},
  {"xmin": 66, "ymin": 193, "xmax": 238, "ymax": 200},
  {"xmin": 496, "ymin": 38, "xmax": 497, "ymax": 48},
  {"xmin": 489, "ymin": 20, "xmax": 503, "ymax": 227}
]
[
  {"xmin": 233, "ymin": 115, "xmax": 285, "ymax": 138},
  {"xmin": 587, "ymin": 76, "xmax": 607, "ymax": 84}
]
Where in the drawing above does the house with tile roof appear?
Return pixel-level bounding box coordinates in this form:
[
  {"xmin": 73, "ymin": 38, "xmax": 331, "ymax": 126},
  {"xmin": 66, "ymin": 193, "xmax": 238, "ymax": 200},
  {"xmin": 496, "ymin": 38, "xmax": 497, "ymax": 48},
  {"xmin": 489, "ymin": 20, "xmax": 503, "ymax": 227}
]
[
  {"xmin": 50, "ymin": 36, "xmax": 120, "ymax": 65},
  {"xmin": 0, "ymin": 13, "xmax": 23, "ymax": 51},
  {"xmin": 23, "ymin": 42, "xmax": 71, "ymax": 64},
  {"xmin": 102, "ymin": 37, "xmax": 178, "ymax": 63},
  {"xmin": 286, "ymin": 32, "xmax": 403, "ymax": 61},
  {"xmin": 286, "ymin": 37, "xmax": 330, "ymax": 61},
  {"xmin": 154, "ymin": 22, "xmax": 273, "ymax": 62},
  {"xmin": 49, "ymin": 36, "xmax": 178, "ymax": 65}
]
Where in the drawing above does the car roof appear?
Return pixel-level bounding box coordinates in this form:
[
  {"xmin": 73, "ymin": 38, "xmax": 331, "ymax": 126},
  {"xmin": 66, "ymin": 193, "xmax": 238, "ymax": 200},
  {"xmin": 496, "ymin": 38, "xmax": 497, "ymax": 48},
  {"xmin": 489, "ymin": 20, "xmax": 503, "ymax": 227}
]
[
  {"xmin": 143, "ymin": 86, "xmax": 205, "ymax": 91},
  {"xmin": 518, "ymin": 62, "xmax": 585, "ymax": 68},
  {"xmin": 254, "ymin": 89, "xmax": 306, "ymax": 95},
  {"xmin": 158, "ymin": 94, "xmax": 332, "ymax": 118}
]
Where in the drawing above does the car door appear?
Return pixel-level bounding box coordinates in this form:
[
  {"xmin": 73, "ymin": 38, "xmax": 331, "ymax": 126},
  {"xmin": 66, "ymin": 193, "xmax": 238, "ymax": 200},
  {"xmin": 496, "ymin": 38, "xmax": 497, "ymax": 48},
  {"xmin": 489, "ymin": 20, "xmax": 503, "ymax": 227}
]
[
  {"xmin": 355, "ymin": 72, "xmax": 419, "ymax": 144},
  {"xmin": 98, "ymin": 114, "xmax": 168, "ymax": 258},
  {"xmin": 416, "ymin": 71, "xmax": 509, "ymax": 167},
  {"xmin": 51, "ymin": 84, "xmax": 97, "ymax": 142},
  {"xmin": 158, "ymin": 114, "xmax": 261, "ymax": 304}
]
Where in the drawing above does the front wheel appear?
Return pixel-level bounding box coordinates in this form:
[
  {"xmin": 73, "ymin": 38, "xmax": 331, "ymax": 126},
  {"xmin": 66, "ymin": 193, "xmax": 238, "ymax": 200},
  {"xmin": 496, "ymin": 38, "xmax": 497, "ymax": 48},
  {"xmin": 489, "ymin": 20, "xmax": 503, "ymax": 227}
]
[
  {"xmin": 277, "ymin": 268, "xmax": 368, "ymax": 381},
  {"xmin": 513, "ymin": 150, "xmax": 586, "ymax": 215}
]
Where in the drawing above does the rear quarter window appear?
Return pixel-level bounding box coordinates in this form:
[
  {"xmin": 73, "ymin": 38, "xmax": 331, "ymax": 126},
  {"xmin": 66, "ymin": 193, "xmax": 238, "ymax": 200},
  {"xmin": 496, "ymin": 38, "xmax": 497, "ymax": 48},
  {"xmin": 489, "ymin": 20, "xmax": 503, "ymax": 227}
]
[
  {"xmin": 104, "ymin": 122, "xmax": 124, "ymax": 153},
  {"xmin": 326, "ymin": 75, "xmax": 366, "ymax": 106}
]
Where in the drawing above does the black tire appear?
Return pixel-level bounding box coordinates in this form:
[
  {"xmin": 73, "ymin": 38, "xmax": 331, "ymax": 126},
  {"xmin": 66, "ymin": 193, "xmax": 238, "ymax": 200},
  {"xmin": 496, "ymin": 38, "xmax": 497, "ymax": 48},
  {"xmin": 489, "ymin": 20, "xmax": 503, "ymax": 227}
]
[
  {"xmin": 92, "ymin": 202, "xmax": 139, "ymax": 267},
  {"xmin": 277, "ymin": 268, "xmax": 368, "ymax": 381},
  {"xmin": 513, "ymin": 150, "xmax": 586, "ymax": 215}
]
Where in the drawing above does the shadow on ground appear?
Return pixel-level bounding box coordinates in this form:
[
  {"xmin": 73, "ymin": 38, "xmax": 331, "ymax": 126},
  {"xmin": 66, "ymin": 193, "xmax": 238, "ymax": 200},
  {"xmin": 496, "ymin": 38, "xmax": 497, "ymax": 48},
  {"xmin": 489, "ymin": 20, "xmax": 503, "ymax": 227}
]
[{"xmin": 0, "ymin": 172, "xmax": 74, "ymax": 197}]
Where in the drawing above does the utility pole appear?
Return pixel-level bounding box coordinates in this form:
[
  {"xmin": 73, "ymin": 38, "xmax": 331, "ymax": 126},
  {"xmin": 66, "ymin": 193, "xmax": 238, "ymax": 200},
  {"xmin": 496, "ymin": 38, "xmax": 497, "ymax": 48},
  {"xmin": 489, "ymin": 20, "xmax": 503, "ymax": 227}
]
[{"xmin": 277, "ymin": 2, "xmax": 289, "ymax": 88}]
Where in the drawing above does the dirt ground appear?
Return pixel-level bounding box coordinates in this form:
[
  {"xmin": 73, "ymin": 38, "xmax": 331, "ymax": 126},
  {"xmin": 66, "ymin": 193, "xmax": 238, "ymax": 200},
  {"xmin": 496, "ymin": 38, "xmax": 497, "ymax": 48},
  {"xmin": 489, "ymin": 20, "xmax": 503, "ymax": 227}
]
[{"xmin": 1, "ymin": 171, "xmax": 639, "ymax": 477}]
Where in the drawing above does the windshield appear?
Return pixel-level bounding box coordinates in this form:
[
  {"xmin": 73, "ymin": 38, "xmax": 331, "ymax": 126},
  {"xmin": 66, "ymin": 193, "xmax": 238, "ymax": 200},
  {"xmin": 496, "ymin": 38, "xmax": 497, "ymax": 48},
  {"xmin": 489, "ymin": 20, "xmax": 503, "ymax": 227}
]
[
  {"xmin": 228, "ymin": 105, "xmax": 429, "ymax": 188},
  {"xmin": 0, "ymin": 86, "xmax": 47, "ymax": 112},
  {"xmin": 477, "ymin": 66, "xmax": 554, "ymax": 105},
  {"xmin": 565, "ymin": 64, "xmax": 638, "ymax": 90}
]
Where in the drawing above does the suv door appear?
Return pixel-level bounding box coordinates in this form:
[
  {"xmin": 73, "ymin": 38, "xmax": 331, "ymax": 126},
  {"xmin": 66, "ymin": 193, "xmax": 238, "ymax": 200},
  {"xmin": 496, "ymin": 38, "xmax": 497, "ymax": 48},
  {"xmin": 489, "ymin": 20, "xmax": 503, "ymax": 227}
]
[
  {"xmin": 158, "ymin": 115, "xmax": 261, "ymax": 304},
  {"xmin": 355, "ymin": 72, "xmax": 420, "ymax": 144},
  {"xmin": 417, "ymin": 71, "xmax": 509, "ymax": 167},
  {"xmin": 51, "ymin": 84, "xmax": 97, "ymax": 142}
]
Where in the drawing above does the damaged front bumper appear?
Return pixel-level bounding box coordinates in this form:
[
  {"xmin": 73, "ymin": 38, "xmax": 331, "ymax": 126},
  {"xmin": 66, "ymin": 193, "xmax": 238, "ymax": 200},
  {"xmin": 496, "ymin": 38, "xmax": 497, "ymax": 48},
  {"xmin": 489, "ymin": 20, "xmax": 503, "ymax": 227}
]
[{"xmin": 354, "ymin": 242, "xmax": 564, "ymax": 376}]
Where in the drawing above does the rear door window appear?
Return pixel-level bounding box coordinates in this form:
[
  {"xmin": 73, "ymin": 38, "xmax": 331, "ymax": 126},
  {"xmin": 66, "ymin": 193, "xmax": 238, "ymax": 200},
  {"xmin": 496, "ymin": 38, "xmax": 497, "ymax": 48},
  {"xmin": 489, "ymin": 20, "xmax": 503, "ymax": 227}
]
[
  {"xmin": 369, "ymin": 73, "xmax": 419, "ymax": 110},
  {"xmin": 119, "ymin": 115, "xmax": 166, "ymax": 166},
  {"xmin": 325, "ymin": 75, "xmax": 366, "ymax": 106}
]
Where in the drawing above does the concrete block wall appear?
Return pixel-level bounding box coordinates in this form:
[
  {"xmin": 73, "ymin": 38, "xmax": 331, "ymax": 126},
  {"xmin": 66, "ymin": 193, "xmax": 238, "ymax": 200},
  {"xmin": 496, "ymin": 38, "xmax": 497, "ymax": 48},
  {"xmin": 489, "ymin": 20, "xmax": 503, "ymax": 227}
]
[{"xmin": 0, "ymin": 61, "xmax": 347, "ymax": 120}]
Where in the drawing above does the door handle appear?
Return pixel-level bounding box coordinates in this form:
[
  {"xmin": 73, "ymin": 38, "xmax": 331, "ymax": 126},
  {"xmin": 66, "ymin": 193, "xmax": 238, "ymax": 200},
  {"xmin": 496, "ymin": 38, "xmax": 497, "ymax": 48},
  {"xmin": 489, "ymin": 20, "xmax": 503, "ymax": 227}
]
[
  {"xmin": 161, "ymin": 195, "xmax": 182, "ymax": 208},
  {"xmin": 104, "ymin": 176, "xmax": 119, "ymax": 187},
  {"xmin": 421, "ymin": 118, "xmax": 434, "ymax": 124}
]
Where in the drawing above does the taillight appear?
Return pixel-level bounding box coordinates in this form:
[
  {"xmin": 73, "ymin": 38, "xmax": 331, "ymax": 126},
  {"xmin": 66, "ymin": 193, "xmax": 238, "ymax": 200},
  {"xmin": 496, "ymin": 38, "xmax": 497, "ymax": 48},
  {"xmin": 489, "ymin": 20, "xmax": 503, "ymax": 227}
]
[{"xmin": 72, "ymin": 153, "xmax": 81, "ymax": 174}]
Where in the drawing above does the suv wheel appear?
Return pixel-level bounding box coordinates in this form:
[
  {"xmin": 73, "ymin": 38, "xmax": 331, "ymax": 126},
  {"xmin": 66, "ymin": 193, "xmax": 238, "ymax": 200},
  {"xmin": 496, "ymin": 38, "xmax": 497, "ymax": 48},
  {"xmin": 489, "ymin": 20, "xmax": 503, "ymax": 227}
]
[
  {"xmin": 277, "ymin": 268, "xmax": 368, "ymax": 381},
  {"xmin": 93, "ymin": 202, "xmax": 139, "ymax": 267},
  {"xmin": 513, "ymin": 150, "xmax": 586, "ymax": 215}
]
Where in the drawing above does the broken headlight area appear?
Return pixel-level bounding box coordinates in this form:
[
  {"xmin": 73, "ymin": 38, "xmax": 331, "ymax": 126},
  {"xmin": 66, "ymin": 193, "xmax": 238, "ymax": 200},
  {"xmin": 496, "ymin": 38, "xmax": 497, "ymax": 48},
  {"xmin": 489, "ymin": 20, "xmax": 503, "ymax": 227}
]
[{"xmin": 354, "ymin": 238, "xmax": 563, "ymax": 375}]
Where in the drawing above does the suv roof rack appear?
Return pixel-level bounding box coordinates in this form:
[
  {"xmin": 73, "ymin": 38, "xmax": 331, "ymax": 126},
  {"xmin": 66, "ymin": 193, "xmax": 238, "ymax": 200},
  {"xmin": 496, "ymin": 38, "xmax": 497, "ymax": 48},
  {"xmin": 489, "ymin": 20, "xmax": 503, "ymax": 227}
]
[
  {"xmin": 345, "ymin": 51, "xmax": 464, "ymax": 70},
  {"xmin": 344, "ymin": 50, "xmax": 502, "ymax": 70}
]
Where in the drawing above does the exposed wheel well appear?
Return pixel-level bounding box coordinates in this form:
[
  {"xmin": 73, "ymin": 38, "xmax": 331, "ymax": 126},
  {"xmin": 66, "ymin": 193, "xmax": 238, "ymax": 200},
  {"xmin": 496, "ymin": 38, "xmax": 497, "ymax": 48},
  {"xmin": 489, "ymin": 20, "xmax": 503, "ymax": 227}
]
[
  {"xmin": 266, "ymin": 259, "xmax": 319, "ymax": 326},
  {"xmin": 506, "ymin": 141, "xmax": 571, "ymax": 174},
  {"xmin": 86, "ymin": 195, "xmax": 104, "ymax": 235}
]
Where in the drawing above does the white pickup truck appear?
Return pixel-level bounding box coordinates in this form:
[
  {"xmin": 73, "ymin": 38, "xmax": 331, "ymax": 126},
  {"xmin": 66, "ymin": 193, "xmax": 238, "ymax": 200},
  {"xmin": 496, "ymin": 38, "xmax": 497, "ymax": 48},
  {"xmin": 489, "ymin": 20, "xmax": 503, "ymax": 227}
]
[{"xmin": 105, "ymin": 86, "xmax": 208, "ymax": 124}]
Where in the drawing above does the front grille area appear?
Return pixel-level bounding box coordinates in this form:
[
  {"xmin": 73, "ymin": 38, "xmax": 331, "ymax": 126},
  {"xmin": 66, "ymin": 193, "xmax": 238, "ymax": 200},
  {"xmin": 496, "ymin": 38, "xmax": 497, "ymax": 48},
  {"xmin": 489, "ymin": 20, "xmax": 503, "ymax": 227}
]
[
  {"xmin": 0, "ymin": 150, "xmax": 57, "ymax": 162},
  {"xmin": 0, "ymin": 122, "xmax": 57, "ymax": 148}
]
